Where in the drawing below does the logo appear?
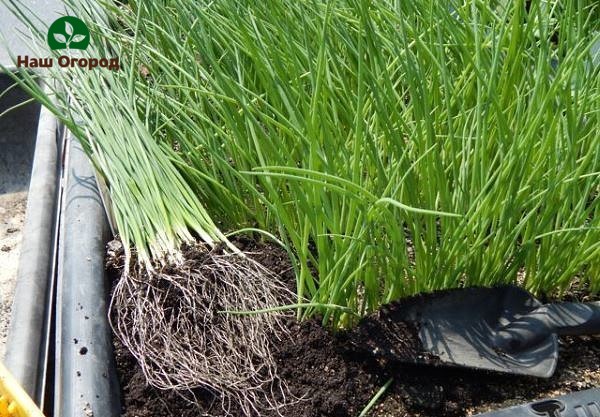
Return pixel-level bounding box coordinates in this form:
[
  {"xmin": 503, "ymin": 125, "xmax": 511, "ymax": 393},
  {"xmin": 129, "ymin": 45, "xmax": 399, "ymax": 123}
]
[
  {"xmin": 17, "ymin": 16, "xmax": 119, "ymax": 70},
  {"xmin": 531, "ymin": 400, "xmax": 565, "ymax": 417},
  {"xmin": 47, "ymin": 16, "xmax": 90, "ymax": 50}
]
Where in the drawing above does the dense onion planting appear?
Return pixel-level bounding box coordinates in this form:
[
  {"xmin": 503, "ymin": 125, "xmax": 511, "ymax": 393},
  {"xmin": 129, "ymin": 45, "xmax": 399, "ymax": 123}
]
[
  {"xmin": 98, "ymin": 0, "xmax": 600, "ymax": 324},
  {"xmin": 6, "ymin": 0, "xmax": 600, "ymax": 324}
]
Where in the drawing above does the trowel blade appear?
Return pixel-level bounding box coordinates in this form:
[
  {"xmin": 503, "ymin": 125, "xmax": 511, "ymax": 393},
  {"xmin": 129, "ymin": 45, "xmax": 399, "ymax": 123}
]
[{"xmin": 406, "ymin": 286, "xmax": 558, "ymax": 377}]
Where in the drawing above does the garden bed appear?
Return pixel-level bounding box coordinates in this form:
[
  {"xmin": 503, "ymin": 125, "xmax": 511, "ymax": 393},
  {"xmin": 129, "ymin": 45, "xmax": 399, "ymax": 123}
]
[
  {"xmin": 110, "ymin": 238, "xmax": 600, "ymax": 417},
  {"xmin": 4, "ymin": 1, "xmax": 597, "ymax": 415}
]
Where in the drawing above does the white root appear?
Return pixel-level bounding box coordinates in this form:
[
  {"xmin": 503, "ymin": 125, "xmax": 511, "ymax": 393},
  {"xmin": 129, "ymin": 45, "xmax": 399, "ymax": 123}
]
[{"xmin": 109, "ymin": 244, "xmax": 294, "ymax": 416}]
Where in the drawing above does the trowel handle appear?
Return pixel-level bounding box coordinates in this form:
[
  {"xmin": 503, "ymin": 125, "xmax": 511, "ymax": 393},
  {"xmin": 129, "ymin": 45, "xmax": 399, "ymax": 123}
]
[{"xmin": 494, "ymin": 301, "xmax": 600, "ymax": 352}]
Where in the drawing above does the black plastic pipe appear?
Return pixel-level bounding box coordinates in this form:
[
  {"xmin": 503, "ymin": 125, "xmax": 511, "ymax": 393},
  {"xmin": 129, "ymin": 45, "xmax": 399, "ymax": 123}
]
[
  {"xmin": 5, "ymin": 102, "xmax": 59, "ymax": 403},
  {"xmin": 54, "ymin": 135, "xmax": 120, "ymax": 417}
]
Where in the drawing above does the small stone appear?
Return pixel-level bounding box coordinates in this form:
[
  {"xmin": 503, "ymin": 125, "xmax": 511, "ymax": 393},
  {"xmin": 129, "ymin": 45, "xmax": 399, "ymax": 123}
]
[
  {"xmin": 1, "ymin": 245, "xmax": 10, "ymax": 252},
  {"xmin": 6, "ymin": 228, "xmax": 19, "ymax": 233}
]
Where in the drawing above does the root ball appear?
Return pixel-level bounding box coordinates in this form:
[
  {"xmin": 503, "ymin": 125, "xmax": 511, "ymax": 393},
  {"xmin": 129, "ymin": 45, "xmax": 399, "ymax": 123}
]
[{"xmin": 110, "ymin": 243, "xmax": 293, "ymax": 415}]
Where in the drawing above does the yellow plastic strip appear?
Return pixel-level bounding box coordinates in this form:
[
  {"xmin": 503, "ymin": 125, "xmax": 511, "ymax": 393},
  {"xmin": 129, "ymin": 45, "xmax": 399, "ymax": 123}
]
[
  {"xmin": 0, "ymin": 395, "xmax": 10, "ymax": 416},
  {"xmin": 0, "ymin": 362, "xmax": 45, "ymax": 417}
]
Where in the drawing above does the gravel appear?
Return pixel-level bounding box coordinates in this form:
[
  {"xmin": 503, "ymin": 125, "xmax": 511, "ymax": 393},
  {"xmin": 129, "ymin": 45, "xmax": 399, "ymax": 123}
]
[{"xmin": 0, "ymin": 191, "xmax": 27, "ymax": 359}]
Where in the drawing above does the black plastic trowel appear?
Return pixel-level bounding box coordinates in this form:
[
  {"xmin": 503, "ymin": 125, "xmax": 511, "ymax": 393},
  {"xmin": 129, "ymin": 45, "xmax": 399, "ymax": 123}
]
[{"xmin": 359, "ymin": 285, "xmax": 600, "ymax": 377}]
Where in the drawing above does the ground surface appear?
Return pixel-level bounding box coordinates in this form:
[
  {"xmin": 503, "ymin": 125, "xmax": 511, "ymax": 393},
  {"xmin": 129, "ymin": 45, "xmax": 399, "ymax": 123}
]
[
  {"xmin": 0, "ymin": 191, "xmax": 27, "ymax": 359},
  {"xmin": 112, "ymin": 239, "xmax": 600, "ymax": 417}
]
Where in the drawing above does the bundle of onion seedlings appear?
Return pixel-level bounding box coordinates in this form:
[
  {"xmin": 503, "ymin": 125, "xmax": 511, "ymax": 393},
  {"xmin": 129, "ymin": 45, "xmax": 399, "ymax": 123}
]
[{"xmin": 3, "ymin": 1, "xmax": 293, "ymax": 414}]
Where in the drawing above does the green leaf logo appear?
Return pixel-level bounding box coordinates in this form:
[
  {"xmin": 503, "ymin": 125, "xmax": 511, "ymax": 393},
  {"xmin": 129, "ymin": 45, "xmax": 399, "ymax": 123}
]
[{"xmin": 47, "ymin": 16, "xmax": 90, "ymax": 51}]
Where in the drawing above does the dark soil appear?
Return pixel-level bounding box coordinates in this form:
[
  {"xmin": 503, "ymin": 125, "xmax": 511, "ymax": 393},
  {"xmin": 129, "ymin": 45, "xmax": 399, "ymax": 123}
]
[{"xmin": 110, "ymin": 237, "xmax": 600, "ymax": 417}]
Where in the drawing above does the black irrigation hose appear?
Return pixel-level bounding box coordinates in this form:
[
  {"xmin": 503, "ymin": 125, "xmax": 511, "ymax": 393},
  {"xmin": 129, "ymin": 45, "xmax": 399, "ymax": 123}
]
[
  {"xmin": 53, "ymin": 134, "xmax": 120, "ymax": 417},
  {"xmin": 5, "ymin": 103, "xmax": 59, "ymax": 404}
]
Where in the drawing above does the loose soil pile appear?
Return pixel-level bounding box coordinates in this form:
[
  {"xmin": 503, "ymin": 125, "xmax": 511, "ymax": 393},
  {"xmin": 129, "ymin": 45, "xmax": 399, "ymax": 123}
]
[{"xmin": 111, "ymin": 238, "xmax": 600, "ymax": 417}]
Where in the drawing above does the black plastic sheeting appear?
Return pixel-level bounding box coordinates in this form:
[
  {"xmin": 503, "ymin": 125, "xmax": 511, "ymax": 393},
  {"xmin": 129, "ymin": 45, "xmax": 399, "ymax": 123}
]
[{"xmin": 54, "ymin": 134, "xmax": 120, "ymax": 417}]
